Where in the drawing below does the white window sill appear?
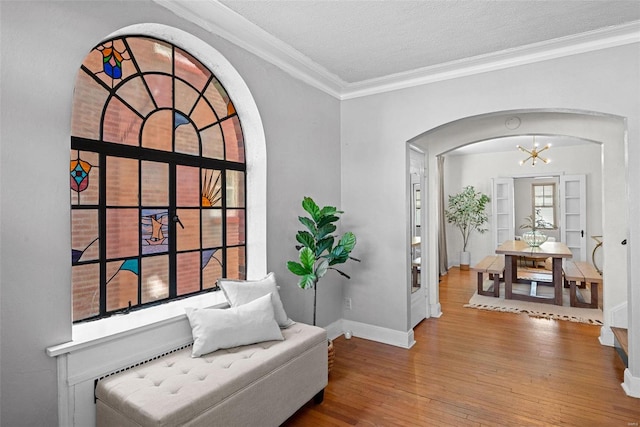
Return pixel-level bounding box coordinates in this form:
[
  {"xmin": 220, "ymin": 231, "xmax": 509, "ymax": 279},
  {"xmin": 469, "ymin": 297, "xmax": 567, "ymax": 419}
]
[{"xmin": 46, "ymin": 291, "xmax": 228, "ymax": 357}]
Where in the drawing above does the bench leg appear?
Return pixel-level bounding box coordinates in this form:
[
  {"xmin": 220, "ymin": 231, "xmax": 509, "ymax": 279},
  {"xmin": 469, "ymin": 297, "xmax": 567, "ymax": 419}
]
[
  {"xmin": 493, "ymin": 273, "xmax": 501, "ymax": 297},
  {"xmin": 314, "ymin": 389, "xmax": 325, "ymax": 404},
  {"xmin": 569, "ymin": 280, "xmax": 578, "ymax": 307},
  {"xmin": 589, "ymin": 282, "xmax": 599, "ymax": 308}
]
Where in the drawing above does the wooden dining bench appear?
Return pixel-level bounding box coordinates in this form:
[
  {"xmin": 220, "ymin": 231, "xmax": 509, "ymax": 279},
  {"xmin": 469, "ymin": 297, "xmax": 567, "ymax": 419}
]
[
  {"xmin": 471, "ymin": 255, "xmax": 504, "ymax": 297},
  {"xmin": 563, "ymin": 260, "xmax": 602, "ymax": 308}
]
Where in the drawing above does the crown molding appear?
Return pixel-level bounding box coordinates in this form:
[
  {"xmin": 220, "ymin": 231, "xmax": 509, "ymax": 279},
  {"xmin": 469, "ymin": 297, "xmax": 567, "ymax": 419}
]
[{"xmin": 154, "ymin": 0, "xmax": 640, "ymax": 101}]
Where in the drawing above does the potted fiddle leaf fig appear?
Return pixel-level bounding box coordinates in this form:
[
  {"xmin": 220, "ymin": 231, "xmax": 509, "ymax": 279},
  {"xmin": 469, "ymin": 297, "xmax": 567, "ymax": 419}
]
[
  {"xmin": 287, "ymin": 196, "xmax": 359, "ymax": 326},
  {"xmin": 444, "ymin": 185, "xmax": 490, "ymax": 270}
]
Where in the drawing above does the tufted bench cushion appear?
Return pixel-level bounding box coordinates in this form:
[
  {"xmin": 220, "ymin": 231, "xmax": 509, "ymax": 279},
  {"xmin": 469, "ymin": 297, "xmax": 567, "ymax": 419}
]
[{"xmin": 95, "ymin": 322, "xmax": 327, "ymax": 427}]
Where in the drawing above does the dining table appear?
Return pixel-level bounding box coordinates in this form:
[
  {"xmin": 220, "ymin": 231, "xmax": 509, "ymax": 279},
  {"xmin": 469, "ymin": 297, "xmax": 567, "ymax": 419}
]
[{"xmin": 495, "ymin": 240, "xmax": 573, "ymax": 305}]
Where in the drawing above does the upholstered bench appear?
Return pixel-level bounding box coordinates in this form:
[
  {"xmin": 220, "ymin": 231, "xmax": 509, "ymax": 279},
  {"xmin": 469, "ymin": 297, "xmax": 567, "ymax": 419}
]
[{"xmin": 95, "ymin": 322, "xmax": 327, "ymax": 427}]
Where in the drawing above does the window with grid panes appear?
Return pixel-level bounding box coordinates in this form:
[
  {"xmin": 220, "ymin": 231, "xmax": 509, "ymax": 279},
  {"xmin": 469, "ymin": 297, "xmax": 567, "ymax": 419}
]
[
  {"xmin": 532, "ymin": 183, "xmax": 556, "ymax": 228},
  {"xmin": 70, "ymin": 36, "xmax": 246, "ymax": 322}
]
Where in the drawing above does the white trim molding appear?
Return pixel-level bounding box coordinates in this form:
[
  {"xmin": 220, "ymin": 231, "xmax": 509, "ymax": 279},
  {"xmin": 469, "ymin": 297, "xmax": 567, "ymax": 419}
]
[{"xmin": 623, "ymin": 369, "xmax": 640, "ymax": 398}]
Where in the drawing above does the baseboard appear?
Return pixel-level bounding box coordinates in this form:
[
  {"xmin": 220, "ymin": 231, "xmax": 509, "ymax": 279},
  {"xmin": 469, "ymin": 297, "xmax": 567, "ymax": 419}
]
[
  {"xmin": 342, "ymin": 319, "xmax": 415, "ymax": 348},
  {"xmin": 430, "ymin": 302, "xmax": 443, "ymax": 318},
  {"xmin": 599, "ymin": 325, "xmax": 615, "ymax": 347},
  {"xmin": 622, "ymin": 369, "xmax": 640, "ymax": 398}
]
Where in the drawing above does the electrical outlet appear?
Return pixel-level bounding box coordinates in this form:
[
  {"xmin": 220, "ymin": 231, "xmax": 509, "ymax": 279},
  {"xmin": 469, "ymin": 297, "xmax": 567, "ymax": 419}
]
[{"xmin": 344, "ymin": 297, "xmax": 352, "ymax": 310}]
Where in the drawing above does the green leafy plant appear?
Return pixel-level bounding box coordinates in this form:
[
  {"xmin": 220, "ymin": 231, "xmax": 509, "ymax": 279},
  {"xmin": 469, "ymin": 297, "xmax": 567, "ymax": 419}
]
[
  {"xmin": 444, "ymin": 185, "xmax": 490, "ymax": 252},
  {"xmin": 519, "ymin": 208, "xmax": 552, "ymax": 232},
  {"xmin": 287, "ymin": 196, "xmax": 359, "ymax": 325}
]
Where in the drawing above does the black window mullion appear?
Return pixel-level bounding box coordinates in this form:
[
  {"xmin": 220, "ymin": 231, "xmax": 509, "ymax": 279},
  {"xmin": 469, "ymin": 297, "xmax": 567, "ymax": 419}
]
[
  {"xmin": 169, "ymin": 163, "xmax": 177, "ymax": 299},
  {"xmin": 98, "ymin": 153, "xmax": 107, "ymax": 316}
]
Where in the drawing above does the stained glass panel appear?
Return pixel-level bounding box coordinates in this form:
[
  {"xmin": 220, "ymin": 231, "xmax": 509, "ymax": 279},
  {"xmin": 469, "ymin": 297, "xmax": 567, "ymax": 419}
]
[
  {"xmin": 201, "ymin": 124, "xmax": 224, "ymax": 159},
  {"xmin": 72, "ymin": 264, "xmax": 100, "ymax": 321},
  {"xmin": 204, "ymin": 78, "xmax": 230, "ymax": 120},
  {"xmin": 226, "ymin": 170, "xmax": 245, "ymax": 208},
  {"xmin": 141, "ymin": 209, "xmax": 169, "ymax": 255},
  {"xmin": 202, "ymin": 209, "xmax": 223, "ymax": 248},
  {"xmin": 222, "ymin": 116, "xmax": 245, "ymax": 162},
  {"xmin": 226, "ymin": 209, "xmax": 245, "ymax": 246},
  {"xmin": 116, "ymin": 76, "xmax": 156, "ymax": 117},
  {"xmin": 175, "ymin": 79, "xmax": 200, "ymax": 116},
  {"xmin": 141, "ymin": 161, "xmax": 168, "ymax": 205},
  {"xmin": 106, "ymin": 209, "xmax": 139, "ymax": 259},
  {"xmin": 106, "ymin": 259, "xmax": 139, "ymax": 311},
  {"xmin": 71, "ymin": 210, "xmax": 99, "ymax": 263},
  {"xmin": 70, "ymin": 150, "xmax": 99, "ymax": 205},
  {"xmin": 177, "ymin": 251, "xmax": 200, "ymax": 296},
  {"xmin": 175, "ymin": 48, "xmax": 211, "ymax": 92},
  {"xmin": 190, "ymin": 97, "xmax": 217, "ymax": 130},
  {"xmin": 106, "ymin": 157, "xmax": 139, "ymax": 206},
  {"xmin": 177, "ymin": 165, "xmax": 200, "ymax": 207},
  {"xmin": 128, "ymin": 37, "xmax": 173, "ymax": 75},
  {"xmin": 225, "ymin": 246, "xmax": 246, "ymax": 280},
  {"xmin": 174, "ymin": 121, "xmax": 200, "ymax": 156},
  {"xmin": 201, "ymin": 169, "xmax": 222, "ymax": 207},
  {"xmin": 142, "ymin": 255, "xmax": 169, "ymax": 303},
  {"xmin": 71, "ymin": 71, "xmax": 109, "ymax": 140},
  {"xmin": 103, "ymin": 97, "xmax": 143, "ymax": 146},
  {"xmin": 176, "ymin": 208, "xmax": 200, "ymax": 252},
  {"xmin": 84, "ymin": 38, "xmax": 135, "ymax": 89},
  {"xmin": 141, "ymin": 110, "xmax": 173, "ymax": 152},
  {"xmin": 144, "ymin": 74, "xmax": 173, "ymax": 108},
  {"xmin": 202, "ymin": 248, "xmax": 223, "ymax": 289}
]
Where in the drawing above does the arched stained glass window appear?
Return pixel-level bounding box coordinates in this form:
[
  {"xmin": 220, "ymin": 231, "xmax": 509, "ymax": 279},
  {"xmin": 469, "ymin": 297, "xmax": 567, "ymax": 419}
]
[{"xmin": 71, "ymin": 36, "xmax": 246, "ymax": 322}]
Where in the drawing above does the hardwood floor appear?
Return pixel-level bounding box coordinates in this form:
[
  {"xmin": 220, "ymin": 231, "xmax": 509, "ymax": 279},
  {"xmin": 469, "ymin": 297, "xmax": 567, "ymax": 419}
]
[{"xmin": 282, "ymin": 267, "xmax": 639, "ymax": 426}]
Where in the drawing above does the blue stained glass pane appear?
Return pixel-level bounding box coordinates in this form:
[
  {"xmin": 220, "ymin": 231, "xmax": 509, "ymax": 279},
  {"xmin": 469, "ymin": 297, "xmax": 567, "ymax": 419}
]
[{"xmin": 175, "ymin": 112, "xmax": 189, "ymax": 128}]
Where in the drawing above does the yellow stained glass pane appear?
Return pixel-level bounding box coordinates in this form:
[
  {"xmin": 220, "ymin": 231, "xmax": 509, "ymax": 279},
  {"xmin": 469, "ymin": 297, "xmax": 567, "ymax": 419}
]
[
  {"xmin": 175, "ymin": 47, "xmax": 211, "ymax": 92},
  {"xmin": 116, "ymin": 76, "xmax": 155, "ymax": 117},
  {"xmin": 226, "ymin": 209, "xmax": 245, "ymax": 246},
  {"xmin": 175, "ymin": 122, "xmax": 200, "ymax": 156},
  {"xmin": 144, "ymin": 74, "xmax": 173, "ymax": 108},
  {"xmin": 201, "ymin": 169, "xmax": 222, "ymax": 207},
  {"xmin": 226, "ymin": 171, "xmax": 245, "ymax": 208},
  {"xmin": 127, "ymin": 37, "xmax": 173, "ymax": 75},
  {"xmin": 72, "ymin": 209, "xmax": 99, "ymax": 262},
  {"xmin": 106, "ymin": 157, "xmax": 139, "ymax": 206},
  {"xmin": 202, "ymin": 209, "xmax": 222, "ymax": 248},
  {"xmin": 72, "ymin": 264, "xmax": 100, "ymax": 321},
  {"xmin": 106, "ymin": 209, "xmax": 139, "ymax": 259},
  {"xmin": 106, "ymin": 260, "xmax": 138, "ymax": 311},
  {"xmin": 71, "ymin": 71, "xmax": 109, "ymax": 140},
  {"xmin": 141, "ymin": 110, "xmax": 173, "ymax": 152},
  {"xmin": 201, "ymin": 124, "xmax": 224, "ymax": 159},
  {"xmin": 177, "ymin": 165, "xmax": 200, "ymax": 207},
  {"xmin": 142, "ymin": 255, "xmax": 169, "ymax": 303},
  {"xmin": 190, "ymin": 97, "xmax": 217, "ymax": 131},
  {"xmin": 177, "ymin": 208, "xmax": 200, "ymax": 252},
  {"xmin": 222, "ymin": 116, "xmax": 245, "ymax": 162},
  {"xmin": 142, "ymin": 161, "xmax": 168, "ymax": 205},
  {"xmin": 103, "ymin": 97, "xmax": 143, "ymax": 146},
  {"xmin": 177, "ymin": 251, "xmax": 200, "ymax": 296},
  {"xmin": 226, "ymin": 246, "xmax": 246, "ymax": 280}
]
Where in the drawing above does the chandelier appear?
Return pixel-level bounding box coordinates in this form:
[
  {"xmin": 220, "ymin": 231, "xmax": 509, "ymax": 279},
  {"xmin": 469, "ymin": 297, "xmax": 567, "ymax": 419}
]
[{"xmin": 517, "ymin": 136, "xmax": 551, "ymax": 166}]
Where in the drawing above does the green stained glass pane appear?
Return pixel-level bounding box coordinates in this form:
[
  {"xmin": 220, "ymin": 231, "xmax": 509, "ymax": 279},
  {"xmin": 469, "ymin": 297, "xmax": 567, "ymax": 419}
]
[
  {"xmin": 142, "ymin": 255, "xmax": 169, "ymax": 303},
  {"xmin": 226, "ymin": 171, "xmax": 245, "ymax": 208},
  {"xmin": 106, "ymin": 157, "xmax": 139, "ymax": 206}
]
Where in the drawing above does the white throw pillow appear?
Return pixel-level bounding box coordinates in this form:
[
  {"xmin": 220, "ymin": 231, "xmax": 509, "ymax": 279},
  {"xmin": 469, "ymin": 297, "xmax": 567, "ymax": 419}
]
[
  {"xmin": 185, "ymin": 293, "xmax": 284, "ymax": 357},
  {"xmin": 218, "ymin": 272, "xmax": 295, "ymax": 328}
]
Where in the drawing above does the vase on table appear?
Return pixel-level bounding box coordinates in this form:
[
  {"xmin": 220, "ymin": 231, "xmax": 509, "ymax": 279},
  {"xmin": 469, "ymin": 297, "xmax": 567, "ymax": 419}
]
[{"xmin": 522, "ymin": 231, "xmax": 547, "ymax": 247}]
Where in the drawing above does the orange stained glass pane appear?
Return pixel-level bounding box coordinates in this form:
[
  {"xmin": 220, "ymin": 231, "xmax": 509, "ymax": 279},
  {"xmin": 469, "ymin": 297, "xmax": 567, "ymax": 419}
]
[
  {"xmin": 106, "ymin": 157, "xmax": 139, "ymax": 206},
  {"xmin": 222, "ymin": 116, "xmax": 245, "ymax": 163},
  {"xmin": 106, "ymin": 259, "xmax": 139, "ymax": 311},
  {"xmin": 116, "ymin": 76, "xmax": 156, "ymax": 117},
  {"xmin": 141, "ymin": 161, "xmax": 169, "ymax": 206},
  {"xmin": 106, "ymin": 209, "xmax": 139, "ymax": 259},
  {"xmin": 142, "ymin": 255, "xmax": 169, "ymax": 303},
  {"xmin": 203, "ymin": 78, "xmax": 230, "ymax": 120},
  {"xmin": 71, "ymin": 71, "xmax": 109, "ymax": 140},
  {"xmin": 226, "ymin": 209, "xmax": 245, "ymax": 246},
  {"xmin": 141, "ymin": 110, "xmax": 173, "ymax": 152},
  {"xmin": 177, "ymin": 251, "xmax": 201, "ymax": 296},
  {"xmin": 226, "ymin": 246, "xmax": 246, "ymax": 280},
  {"xmin": 175, "ymin": 47, "xmax": 211, "ymax": 92},
  {"xmin": 176, "ymin": 165, "xmax": 200, "ymax": 207},
  {"xmin": 176, "ymin": 208, "xmax": 200, "ymax": 252},
  {"xmin": 202, "ymin": 209, "xmax": 223, "ymax": 248},
  {"xmin": 83, "ymin": 38, "xmax": 136, "ymax": 89},
  {"xmin": 201, "ymin": 169, "xmax": 222, "ymax": 207},
  {"xmin": 72, "ymin": 263, "xmax": 100, "ymax": 321},
  {"xmin": 127, "ymin": 37, "xmax": 173, "ymax": 75},
  {"xmin": 201, "ymin": 124, "xmax": 224, "ymax": 159},
  {"xmin": 103, "ymin": 96, "xmax": 143, "ymax": 146},
  {"xmin": 175, "ymin": 122, "xmax": 200, "ymax": 156},
  {"xmin": 226, "ymin": 170, "xmax": 245, "ymax": 208},
  {"xmin": 70, "ymin": 150, "xmax": 99, "ymax": 206},
  {"xmin": 72, "ymin": 209, "xmax": 99, "ymax": 262},
  {"xmin": 190, "ymin": 97, "xmax": 217, "ymax": 131},
  {"xmin": 202, "ymin": 249, "xmax": 223, "ymax": 289},
  {"xmin": 144, "ymin": 74, "xmax": 173, "ymax": 108},
  {"xmin": 175, "ymin": 79, "xmax": 200, "ymax": 116}
]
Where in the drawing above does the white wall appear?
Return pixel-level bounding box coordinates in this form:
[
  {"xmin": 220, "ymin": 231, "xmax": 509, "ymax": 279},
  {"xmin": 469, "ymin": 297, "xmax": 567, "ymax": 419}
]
[
  {"xmin": 341, "ymin": 44, "xmax": 638, "ymax": 338},
  {"xmin": 445, "ymin": 142, "xmax": 602, "ymax": 267},
  {"xmin": 0, "ymin": 1, "xmax": 341, "ymax": 425}
]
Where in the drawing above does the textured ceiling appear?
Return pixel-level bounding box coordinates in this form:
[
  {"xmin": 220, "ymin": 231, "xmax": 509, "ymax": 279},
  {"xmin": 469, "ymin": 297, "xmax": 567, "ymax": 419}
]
[{"xmin": 220, "ymin": 0, "xmax": 640, "ymax": 84}]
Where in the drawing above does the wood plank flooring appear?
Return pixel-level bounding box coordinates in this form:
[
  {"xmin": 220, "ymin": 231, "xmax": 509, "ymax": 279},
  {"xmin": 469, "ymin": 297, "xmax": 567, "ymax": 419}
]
[{"xmin": 282, "ymin": 267, "xmax": 639, "ymax": 426}]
